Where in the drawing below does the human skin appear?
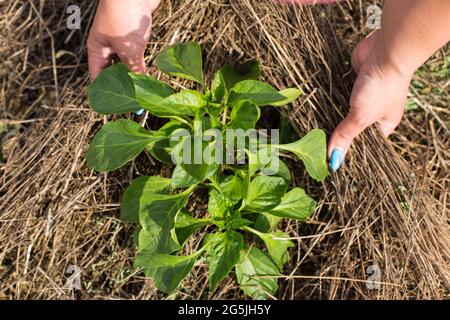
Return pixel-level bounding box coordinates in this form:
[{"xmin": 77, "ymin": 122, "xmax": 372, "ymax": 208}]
[
  {"xmin": 87, "ymin": 0, "xmax": 160, "ymax": 79},
  {"xmin": 87, "ymin": 0, "xmax": 450, "ymax": 171},
  {"xmin": 325, "ymin": 0, "xmax": 450, "ymax": 170}
]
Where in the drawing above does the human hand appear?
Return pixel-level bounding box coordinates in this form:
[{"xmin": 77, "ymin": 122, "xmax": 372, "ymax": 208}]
[
  {"xmin": 87, "ymin": 0, "xmax": 160, "ymax": 80},
  {"xmin": 328, "ymin": 30, "xmax": 414, "ymax": 171}
]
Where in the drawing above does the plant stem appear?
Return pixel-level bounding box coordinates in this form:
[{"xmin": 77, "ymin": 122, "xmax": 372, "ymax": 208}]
[{"xmin": 222, "ymin": 105, "xmax": 228, "ymax": 125}]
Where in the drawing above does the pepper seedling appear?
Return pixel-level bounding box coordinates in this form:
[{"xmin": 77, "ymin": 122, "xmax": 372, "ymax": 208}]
[{"xmin": 86, "ymin": 41, "xmax": 329, "ymax": 299}]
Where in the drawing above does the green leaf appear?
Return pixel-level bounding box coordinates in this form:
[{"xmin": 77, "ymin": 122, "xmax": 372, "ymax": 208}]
[
  {"xmin": 208, "ymin": 188, "xmax": 234, "ymax": 219},
  {"xmin": 227, "ymin": 80, "xmax": 287, "ymax": 107},
  {"xmin": 146, "ymin": 120, "xmax": 189, "ymax": 164},
  {"xmin": 138, "ymin": 90, "xmax": 206, "ymax": 118},
  {"xmin": 212, "ymin": 211, "xmax": 252, "ymax": 230},
  {"xmin": 154, "ymin": 90, "xmax": 207, "ymax": 117},
  {"xmin": 138, "ymin": 187, "xmax": 193, "ymax": 254},
  {"xmin": 206, "ymin": 230, "xmax": 244, "ymax": 291},
  {"xmin": 212, "ymin": 61, "xmax": 260, "ymax": 101},
  {"xmin": 87, "ymin": 63, "xmax": 141, "ymax": 114},
  {"xmin": 86, "ymin": 119, "xmax": 163, "ymax": 172},
  {"xmin": 219, "ymin": 175, "xmax": 244, "ymax": 204},
  {"xmin": 132, "ymin": 226, "xmax": 142, "ymax": 247},
  {"xmin": 235, "ymin": 247, "xmax": 279, "ymax": 299},
  {"xmin": 230, "ymin": 100, "xmax": 260, "ymax": 131},
  {"xmin": 246, "ymin": 146, "xmax": 277, "ymax": 178},
  {"xmin": 147, "ymin": 139, "xmax": 172, "ymax": 163},
  {"xmin": 259, "ymin": 154, "xmax": 291, "ymax": 184},
  {"xmin": 175, "ymin": 209, "xmax": 210, "ymax": 245},
  {"xmin": 277, "ymin": 129, "xmax": 329, "ymax": 182},
  {"xmin": 272, "ymin": 159, "xmax": 291, "ymax": 183},
  {"xmin": 181, "ymin": 161, "xmax": 219, "ymax": 183},
  {"xmin": 247, "ymin": 228, "xmax": 294, "ymax": 271},
  {"xmin": 268, "ymin": 187, "xmax": 317, "ymax": 220},
  {"xmin": 279, "ymin": 117, "xmax": 299, "ymax": 144},
  {"xmin": 121, "ymin": 176, "xmax": 172, "ymax": 223},
  {"xmin": 171, "ymin": 164, "xmax": 200, "ymax": 188},
  {"xmin": 253, "ymin": 213, "xmax": 282, "ymax": 233},
  {"xmin": 158, "ymin": 120, "xmax": 190, "ymax": 137},
  {"xmin": 173, "ymin": 134, "xmax": 220, "ymax": 182},
  {"xmin": 243, "ymin": 175, "xmax": 288, "ymax": 212},
  {"xmin": 246, "ymin": 153, "xmax": 259, "ymax": 179},
  {"xmin": 129, "ymin": 73, "xmax": 174, "ymax": 110},
  {"xmin": 156, "ymin": 41, "xmax": 204, "ymax": 85},
  {"xmin": 270, "ymin": 88, "xmax": 302, "ymax": 107},
  {"xmin": 169, "ymin": 127, "xmax": 191, "ymax": 149},
  {"xmin": 205, "ymin": 108, "xmax": 221, "ymax": 129},
  {"xmin": 226, "ymin": 216, "xmax": 253, "ymax": 230},
  {"xmin": 135, "ymin": 251, "xmax": 201, "ymax": 294}
]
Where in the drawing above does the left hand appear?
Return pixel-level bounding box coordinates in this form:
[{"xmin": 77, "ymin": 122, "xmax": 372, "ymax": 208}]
[{"xmin": 328, "ymin": 31, "xmax": 414, "ymax": 171}]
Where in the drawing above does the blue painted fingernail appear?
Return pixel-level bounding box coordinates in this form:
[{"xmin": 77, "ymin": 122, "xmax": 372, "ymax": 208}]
[
  {"xmin": 135, "ymin": 109, "xmax": 144, "ymax": 116},
  {"xmin": 330, "ymin": 148, "xmax": 344, "ymax": 172}
]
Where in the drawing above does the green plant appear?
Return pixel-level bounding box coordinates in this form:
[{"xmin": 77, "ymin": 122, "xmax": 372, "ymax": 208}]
[{"xmin": 86, "ymin": 41, "xmax": 329, "ymax": 299}]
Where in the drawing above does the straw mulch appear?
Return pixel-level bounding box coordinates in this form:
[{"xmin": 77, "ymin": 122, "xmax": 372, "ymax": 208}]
[{"xmin": 0, "ymin": 0, "xmax": 448, "ymax": 299}]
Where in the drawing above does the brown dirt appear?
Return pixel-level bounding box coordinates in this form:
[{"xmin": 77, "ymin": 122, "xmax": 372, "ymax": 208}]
[{"xmin": 0, "ymin": 0, "xmax": 448, "ymax": 300}]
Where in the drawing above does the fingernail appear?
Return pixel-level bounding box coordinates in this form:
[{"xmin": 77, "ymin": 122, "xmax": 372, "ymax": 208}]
[
  {"xmin": 330, "ymin": 148, "xmax": 344, "ymax": 172},
  {"xmin": 135, "ymin": 109, "xmax": 144, "ymax": 116}
]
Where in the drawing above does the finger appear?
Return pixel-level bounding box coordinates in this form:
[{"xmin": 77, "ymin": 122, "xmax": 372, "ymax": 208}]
[
  {"xmin": 328, "ymin": 111, "xmax": 373, "ymax": 171},
  {"xmin": 116, "ymin": 43, "xmax": 147, "ymax": 74},
  {"xmin": 116, "ymin": 44, "xmax": 147, "ymax": 116},
  {"xmin": 87, "ymin": 42, "xmax": 115, "ymax": 80},
  {"xmin": 377, "ymin": 117, "xmax": 401, "ymax": 137},
  {"xmin": 328, "ymin": 111, "xmax": 372, "ymax": 156}
]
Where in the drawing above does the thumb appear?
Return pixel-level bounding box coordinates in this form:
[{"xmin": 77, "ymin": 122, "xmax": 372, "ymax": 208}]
[{"xmin": 328, "ymin": 111, "xmax": 372, "ymax": 171}]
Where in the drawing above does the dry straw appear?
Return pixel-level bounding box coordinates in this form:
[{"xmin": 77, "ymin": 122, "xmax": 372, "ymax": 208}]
[{"xmin": 0, "ymin": 0, "xmax": 448, "ymax": 299}]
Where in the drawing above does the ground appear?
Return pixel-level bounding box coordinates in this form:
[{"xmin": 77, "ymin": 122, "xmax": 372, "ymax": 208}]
[{"xmin": 0, "ymin": 0, "xmax": 448, "ymax": 300}]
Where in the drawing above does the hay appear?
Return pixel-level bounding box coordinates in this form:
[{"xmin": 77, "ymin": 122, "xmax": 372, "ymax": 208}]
[{"xmin": 0, "ymin": 0, "xmax": 448, "ymax": 299}]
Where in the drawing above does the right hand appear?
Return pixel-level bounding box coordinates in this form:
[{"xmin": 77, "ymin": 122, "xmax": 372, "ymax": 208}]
[{"xmin": 87, "ymin": 0, "xmax": 160, "ymax": 80}]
